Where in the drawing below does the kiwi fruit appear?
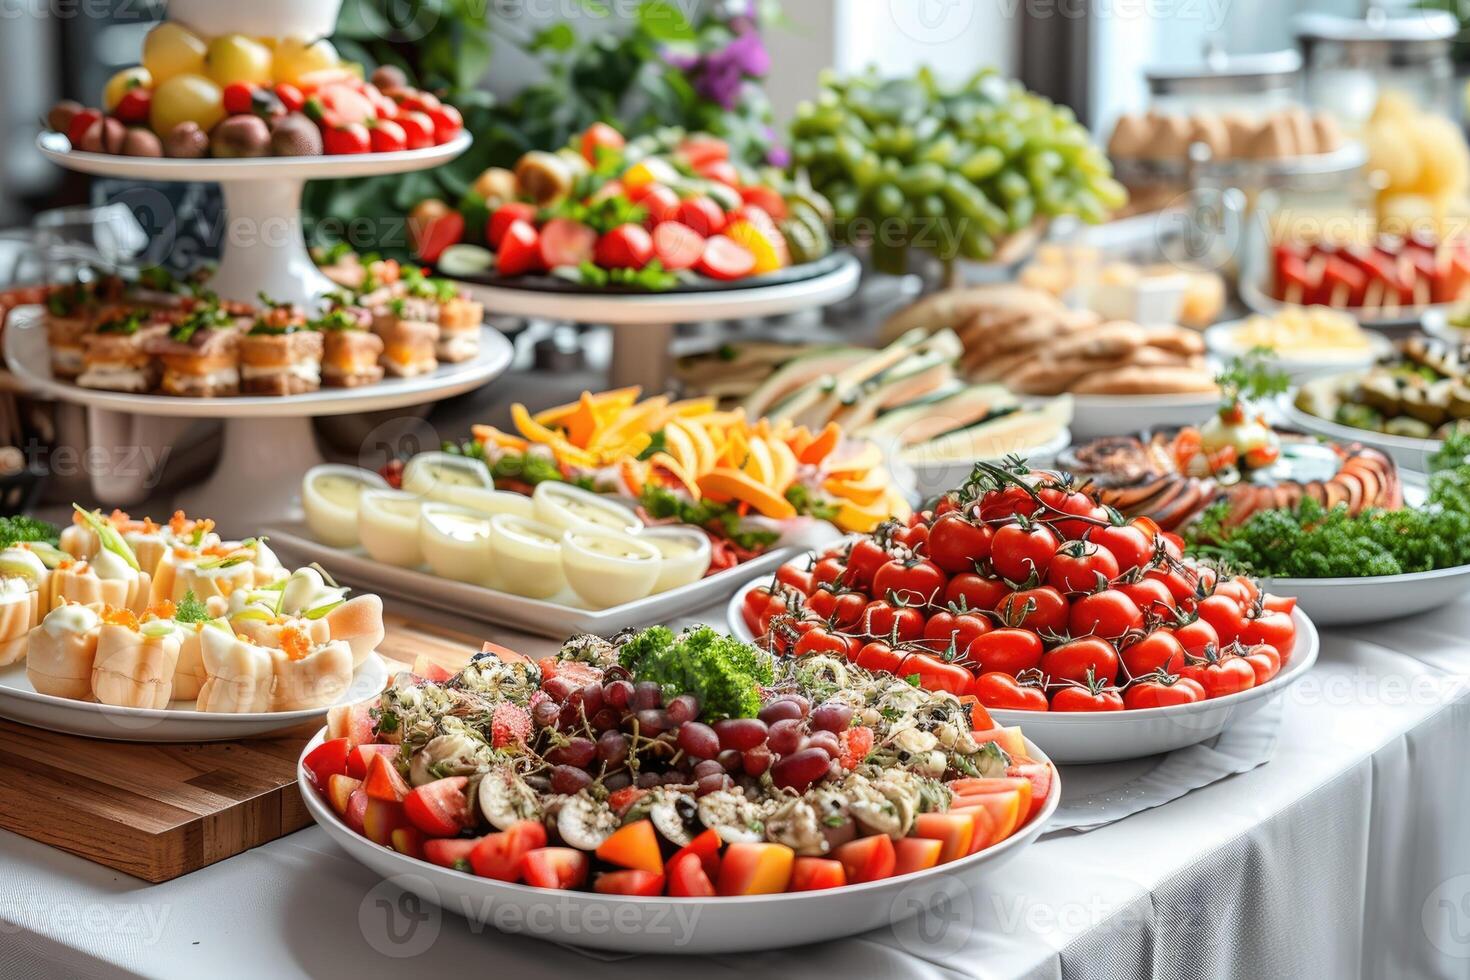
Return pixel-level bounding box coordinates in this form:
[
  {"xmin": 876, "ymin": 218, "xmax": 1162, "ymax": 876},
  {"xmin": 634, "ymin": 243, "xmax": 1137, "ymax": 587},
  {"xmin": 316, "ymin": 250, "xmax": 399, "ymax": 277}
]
[
  {"xmin": 270, "ymin": 113, "xmax": 324, "ymax": 157},
  {"xmin": 211, "ymin": 115, "xmax": 271, "ymax": 159}
]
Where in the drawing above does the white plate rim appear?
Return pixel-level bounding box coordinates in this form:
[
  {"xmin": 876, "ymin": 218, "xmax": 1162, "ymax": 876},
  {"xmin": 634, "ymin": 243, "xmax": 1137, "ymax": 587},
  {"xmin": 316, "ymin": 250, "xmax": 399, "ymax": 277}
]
[
  {"xmin": 0, "ymin": 651, "xmax": 387, "ymax": 722},
  {"xmin": 902, "ymin": 427, "xmax": 1073, "ymax": 475},
  {"xmin": 726, "ymin": 565, "xmax": 1320, "ymax": 724},
  {"xmin": 4, "ymin": 310, "xmax": 514, "ymax": 419},
  {"xmin": 1277, "ymin": 386, "xmax": 1445, "ymax": 456},
  {"xmin": 1203, "ymin": 317, "xmax": 1392, "ymax": 366},
  {"xmin": 297, "ymin": 724, "xmax": 1061, "ymax": 907}
]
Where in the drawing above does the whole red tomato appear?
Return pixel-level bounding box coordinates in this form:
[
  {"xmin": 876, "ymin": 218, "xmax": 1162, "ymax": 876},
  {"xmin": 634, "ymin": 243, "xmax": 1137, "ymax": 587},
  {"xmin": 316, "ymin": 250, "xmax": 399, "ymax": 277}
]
[
  {"xmin": 997, "ymin": 586, "xmax": 1069, "ymax": 633},
  {"xmin": 860, "ymin": 598, "xmax": 925, "ymax": 644},
  {"xmin": 1050, "ymin": 672, "xmax": 1125, "ymax": 712},
  {"xmin": 775, "ymin": 562, "xmax": 813, "ymax": 595},
  {"xmin": 855, "ymin": 638, "xmax": 902, "ymax": 672},
  {"xmin": 845, "ymin": 537, "xmax": 889, "ymax": 591},
  {"xmin": 966, "ymin": 628, "xmax": 1044, "ymax": 675},
  {"xmin": 1037, "ymin": 484, "xmax": 1105, "ymax": 539},
  {"xmin": 1090, "ymin": 521, "xmax": 1153, "ymax": 573},
  {"xmin": 943, "ymin": 572, "xmax": 1010, "ymax": 612},
  {"xmin": 1143, "ymin": 565, "xmax": 1203, "ymax": 606},
  {"xmin": 971, "ymin": 670, "xmax": 1049, "ymax": 711},
  {"xmin": 742, "ymin": 585, "xmax": 773, "ymax": 634},
  {"xmin": 872, "ymin": 558, "xmax": 947, "ymax": 607},
  {"xmin": 1120, "ymin": 629, "xmax": 1184, "ymax": 678},
  {"xmin": 1047, "ymin": 539, "xmax": 1120, "ymax": 593},
  {"xmin": 1068, "ymin": 589, "xmax": 1144, "ymax": 640},
  {"xmin": 1122, "ymin": 671, "xmax": 1206, "ymax": 709},
  {"xmin": 1173, "ymin": 615, "xmax": 1220, "ymax": 656},
  {"xmin": 991, "ymin": 520, "xmax": 1060, "ymax": 582},
  {"xmin": 922, "ymin": 608, "xmax": 992, "ymax": 651},
  {"xmin": 1117, "ymin": 576, "xmax": 1176, "ymax": 615},
  {"xmin": 806, "ymin": 587, "xmax": 866, "ymax": 630},
  {"xmin": 1195, "ymin": 593, "xmax": 1248, "ymax": 645},
  {"xmin": 1240, "ymin": 643, "xmax": 1283, "ymax": 684},
  {"xmin": 793, "ymin": 625, "xmax": 851, "ymax": 659},
  {"xmin": 812, "ymin": 556, "xmax": 847, "ymax": 590},
  {"xmin": 927, "ymin": 513, "xmax": 993, "ymax": 574},
  {"xmin": 892, "ymin": 523, "xmax": 928, "ymax": 551},
  {"xmin": 896, "ymin": 651, "xmax": 973, "ymax": 695},
  {"xmin": 976, "ymin": 486, "xmax": 1039, "ymax": 522},
  {"xmin": 1179, "ymin": 647, "xmax": 1256, "ymax": 698},
  {"xmin": 1041, "ymin": 637, "xmax": 1120, "ymax": 686},
  {"xmin": 1237, "ymin": 609, "xmax": 1296, "ymax": 658}
]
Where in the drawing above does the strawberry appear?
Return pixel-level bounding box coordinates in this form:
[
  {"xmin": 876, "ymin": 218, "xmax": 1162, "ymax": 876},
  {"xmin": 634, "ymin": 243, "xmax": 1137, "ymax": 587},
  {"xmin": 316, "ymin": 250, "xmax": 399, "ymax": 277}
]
[
  {"xmin": 838, "ymin": 726, "xmax": 873, "ymax": 770},
  {"xmin": 490, "ymin": 703, "xmax": 531, "ymax": 748}
]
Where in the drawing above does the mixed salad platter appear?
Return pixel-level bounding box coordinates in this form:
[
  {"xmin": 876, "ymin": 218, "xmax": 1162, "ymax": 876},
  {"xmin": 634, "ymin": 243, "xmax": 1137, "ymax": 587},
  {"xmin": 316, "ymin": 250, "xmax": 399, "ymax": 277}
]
[
  {"xmin": 732, "ymin": 457, "xmax": 1315, "ymax": 761},
  {"xmin": 299, "ymin": 626, "xmax": 1056, "ymax": 951},
  {"xmin": 412, "ymin": 123, "xmax": 835, "ymax": 292},
  {"xmin": 0, "ymin": 508, "xmax": 388, "ymax": 740}
]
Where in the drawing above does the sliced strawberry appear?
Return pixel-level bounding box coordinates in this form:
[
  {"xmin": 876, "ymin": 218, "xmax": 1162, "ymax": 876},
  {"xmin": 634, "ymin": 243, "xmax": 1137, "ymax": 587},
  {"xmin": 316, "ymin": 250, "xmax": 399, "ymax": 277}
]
[
  {"xmin": 497, "ymin": 219, "xmax": 542, "ymax": 277},
  {"xmin": 696, "ymin": 235, "xmax": 756, "ymax": 281},
  {"xmin": 538, "ymin": 217, "xmax": 597, "ymax": 269},
  {"xmin": 652, "ymin": 221, "xmax": 705, "ymax": 271}
]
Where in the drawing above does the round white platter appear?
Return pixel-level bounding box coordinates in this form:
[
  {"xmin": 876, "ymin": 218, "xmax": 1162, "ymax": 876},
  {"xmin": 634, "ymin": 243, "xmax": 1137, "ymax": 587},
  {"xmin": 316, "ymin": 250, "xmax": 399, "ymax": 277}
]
[
  {"xmin": 298, "ymin": 725, "xmax": 1060, "ymax": 954},
  {"xmin": 1258, "ymin": 563, "xmax": 1470, "ymax": 627},
  {"xmin": 4, "ymin": 307, "xmax": 513, "ymax": 531},
  {"xmin": 1204, "ymin": 317, "xmax": 1391, "ymax": 385},
  {"xmin": 903, "ymin": 427, "xmax": 1071, "ymax": 503},
  {"xmin": 727, "ymin": 574, "xmax": 1319, "ymax": 765},
  {"xmin": 453, "ymin": 252, "xmax": 862, "ymax": 391},
  {"xmin": 1277, "ymin": 387, "xmax": 1444, "ymax": 473},
  {"xmin": 0, "ymin": 652, "xmax": 387, "ymax": 742},
  {"xmin": 37, "ymin": 131, "xmax": 471, "ymax": 307}
]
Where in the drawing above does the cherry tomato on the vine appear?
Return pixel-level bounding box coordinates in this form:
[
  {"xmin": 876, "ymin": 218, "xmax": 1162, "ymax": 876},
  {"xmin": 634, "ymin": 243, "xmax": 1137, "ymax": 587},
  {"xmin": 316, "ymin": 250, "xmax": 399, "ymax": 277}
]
[
  {"xmin": 990, "ymin": 520, "xmax": 1060, "ymax": 582},
  {"xmin": 927, "ymin": 513, "xmax": 993, "ymax": 574},
  {"xmin": 966, "ymin": 628, "xmax": 1044, "ymax": 676},
  {"xmin": 971, "ymin": 671, "xmax": 1049, "ymax": 711},
  {"xmin": 1041, "ymin": 637, "xmax": 1120, "ymax": 686}
]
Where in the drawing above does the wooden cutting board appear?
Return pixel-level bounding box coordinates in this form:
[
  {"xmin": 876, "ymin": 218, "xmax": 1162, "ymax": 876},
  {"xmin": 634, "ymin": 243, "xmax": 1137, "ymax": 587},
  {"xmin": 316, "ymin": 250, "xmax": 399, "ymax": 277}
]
[{"xmin": 0, "ymin": 613, "xmax": 480, "ymax": 883}]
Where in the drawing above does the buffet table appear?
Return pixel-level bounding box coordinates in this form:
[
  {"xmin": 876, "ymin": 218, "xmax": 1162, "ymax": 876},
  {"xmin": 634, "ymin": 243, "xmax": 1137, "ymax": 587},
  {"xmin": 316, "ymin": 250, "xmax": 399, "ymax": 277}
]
[{"xmin": 4, "ymin": 593, "xmax": 1469, "ymax": 980}]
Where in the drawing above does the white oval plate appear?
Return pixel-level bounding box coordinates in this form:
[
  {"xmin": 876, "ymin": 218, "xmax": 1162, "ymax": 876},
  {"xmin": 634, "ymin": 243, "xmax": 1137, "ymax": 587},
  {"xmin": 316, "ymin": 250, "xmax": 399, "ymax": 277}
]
[
  {"xmin": 729, "ymin": 575, "xmax": 1318, "ymax": 764},
  {"xmin": 1422, "ymin": 307, "xmax": 1468, "ymax": 344},
  {"xmin": 0, "ymin": 653, "xmax": 387, "ymax": 742},
  {"xmin": 1278, "ymin": 388, "xmax": 1444, "ymax": 473},
  {"xmin": 904, "ymin": 428, "xmax": 1071, "ymax": 503},
  {"xmin": 1259, "ymin": 563, "xmax": 1470, "ymax": 626},
  {"xmin": 1067, "ymin": 391, "xmax": 1218, "ymax": 442},
  {"xmin": 299, "ymin": 726, "xmax": 1060, "ymax": 954},
  {"xmin": 1204, "ymin": 318, "xmax": 1390, "ymax": 385}
]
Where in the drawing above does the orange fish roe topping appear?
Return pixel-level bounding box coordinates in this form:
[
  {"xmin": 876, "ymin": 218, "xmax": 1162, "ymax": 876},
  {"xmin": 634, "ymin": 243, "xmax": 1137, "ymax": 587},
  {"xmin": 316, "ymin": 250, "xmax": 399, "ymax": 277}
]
[
  {"xmin": 281, "ymin": 626, "xmax": 313, "ymax": 661},
  {"xmin": 57, "ymin": 559, "xmax": 76, "ymax": 570},
  {"xmin": 146, "ymin": 599, "xmax": 177, "ymax": 620},
  {"xmin": 101, "ymin": 606, "xmax": 139, "ymax": 630},
  {"xmin": 107, "ymin": 509, "xmax": 131, "ymax": 528},
  {"xmin": 140, "ymin": 517, "xmax": 160, "ymax": 535},
  {"xmin": 172, "ymin": 546, "xmax": 194, "ymax": 559},
  {"xmin": 202, "ymin": 543, "xmax": 234, "ymax": 558}
]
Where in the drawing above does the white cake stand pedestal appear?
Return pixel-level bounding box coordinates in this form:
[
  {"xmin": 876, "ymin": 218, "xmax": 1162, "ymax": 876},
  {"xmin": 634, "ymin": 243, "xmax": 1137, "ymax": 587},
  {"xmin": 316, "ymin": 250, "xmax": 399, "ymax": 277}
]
[
  {"xmin": 36, "ymin": 131, "xmax": 471, "ymax": 309},
  {"xmin": 457, "ymin": 253, "xmax": 862, "ymax": 391},
  {"xmin": 4, "ymin": 311, "xmax": 513, "ymax": 534}
]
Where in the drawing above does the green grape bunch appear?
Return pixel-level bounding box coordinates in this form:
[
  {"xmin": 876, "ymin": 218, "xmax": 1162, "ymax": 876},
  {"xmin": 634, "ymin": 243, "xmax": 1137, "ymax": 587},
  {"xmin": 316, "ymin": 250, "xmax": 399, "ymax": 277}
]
[{"xmin": 790, "ymin": 67, "xmax": 1126, "ymax": 274}]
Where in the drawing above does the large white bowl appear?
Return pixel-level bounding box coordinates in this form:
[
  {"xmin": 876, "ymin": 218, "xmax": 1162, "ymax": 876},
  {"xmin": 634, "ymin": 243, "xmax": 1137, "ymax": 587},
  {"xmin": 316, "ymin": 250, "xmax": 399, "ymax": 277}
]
[
  {"xmin": 298, "ymin": 727, "xmax": 1060, "ymax": 954},
  {"xmin": 1258, "ymin": 564, "xmax": 1470, "ymax": 626},
  {"xmin": 0, "ymin": 653, "xmax": 387, "ymax": 742},
  {"xmin": 1278, "ymin": 389, "xmax": 1443, "ymax": 473},
  {"xmin": 1066, "ymin": 391, "xmax": 1218, "ymax": 441},
  {"xmin": 167, "ymin": 0, "xmax": 343, "ymax": 41},
  {"xmin": 1204, "ymin": 318, "xmax": 1390, "ymax": 385},
  {"xmin": 728, "ymin": 576, "xmax": 1318, "ymax": 765}
]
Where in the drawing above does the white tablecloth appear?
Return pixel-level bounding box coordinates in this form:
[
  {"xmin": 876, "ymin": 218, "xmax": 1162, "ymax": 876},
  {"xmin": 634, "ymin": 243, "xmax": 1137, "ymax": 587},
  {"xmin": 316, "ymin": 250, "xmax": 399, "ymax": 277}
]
[{"xmin": 4, "ymin": 597, "xmax": 1470, "ymax": 980}]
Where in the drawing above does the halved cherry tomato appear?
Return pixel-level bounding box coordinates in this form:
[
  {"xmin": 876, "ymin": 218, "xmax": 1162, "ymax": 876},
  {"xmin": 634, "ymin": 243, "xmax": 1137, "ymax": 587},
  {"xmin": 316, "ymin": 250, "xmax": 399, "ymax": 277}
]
[
  {"xmin": 538, "ymin": 217, "xmax": 597, "ymax": 269},
  {"xmin": 676, "ymin": 196, "xmax": 727, "ymax": 236},
  {"xmin": 790, "ymin": 856, "xmax": 847, "ymax": 891},
  {"xmin": 595, "ymin": 223, "xmax": 654, "ymax": 270},
  {"xmin": 521, "ymin": 847, "xmax": 589, "ymax": 890},
  {"xmin": 833, "ymin": 834, "xmax": 896, "ymax": 884},
  {"xmin": 696, "ymin": 234, "xmax": 756, "ymax": 280},
  {"xmin": 651, "ymin": 220, "xmax": 705, "ymax": 270},
  {"xmin": 487, "ymin": 202, "xmax": 537, "ymax": 249},
  {"xmin": 469, "ymin": 820, "xmax": 547, "ymax": 880},
  {"xmin": 666, "ymin": 851, "xmax": 717, "ymax": 897}
]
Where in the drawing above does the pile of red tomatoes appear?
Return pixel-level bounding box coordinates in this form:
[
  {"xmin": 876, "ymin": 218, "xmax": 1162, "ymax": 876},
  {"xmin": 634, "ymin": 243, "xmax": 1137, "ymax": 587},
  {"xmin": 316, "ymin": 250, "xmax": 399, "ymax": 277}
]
[{"xmin": 742, "ymin": 465, "xmax": 1298, "ymax": 713}]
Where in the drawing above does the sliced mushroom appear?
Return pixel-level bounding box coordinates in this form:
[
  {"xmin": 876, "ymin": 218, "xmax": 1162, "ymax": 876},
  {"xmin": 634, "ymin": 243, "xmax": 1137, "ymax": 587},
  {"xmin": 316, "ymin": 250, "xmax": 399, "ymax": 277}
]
[
  {"xmin": 556, "ymin": 792, "xmax": 619, "ymax": 851},
  {"xmin": 806, "ymin": 784, "xmax": 857, "ymax": 851},
  {"xmin": 648, "ymin": 790, "xmax": 700, "ymax": 847},
  {"xmin": 477, "ymin": 764, "xmax": 542, "ymax": 830},
  {"xmin": 697, "ymin": 790, "xmax": 767, "ymax": 844},
  {"xmin": 409, "ymin": 731, "xmax": 493, "ymax": 786},
  {"xmin": 765, "ymin": 797, "xmax": 828, "ymax": 856}
]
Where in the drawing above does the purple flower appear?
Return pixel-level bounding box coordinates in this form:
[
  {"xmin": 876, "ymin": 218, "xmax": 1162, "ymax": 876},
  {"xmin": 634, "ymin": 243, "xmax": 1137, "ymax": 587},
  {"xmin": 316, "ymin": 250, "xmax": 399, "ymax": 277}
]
[
  {"xmin": 668, "ymin": 25, "xmax": 771, "ymax": 110},
  {"xmin": 765, "ymin": 143, "xmax": 791, "ymax": 168}
]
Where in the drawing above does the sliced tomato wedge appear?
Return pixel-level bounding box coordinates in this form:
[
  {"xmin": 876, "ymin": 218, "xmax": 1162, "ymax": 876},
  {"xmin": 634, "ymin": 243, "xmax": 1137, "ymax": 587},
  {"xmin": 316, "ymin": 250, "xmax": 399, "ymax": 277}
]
[
  {"xmin": 496, "ymin": 219, "xmax": 542, "ymax": 277},
  {"xmin": 401, "ymin": 776, "xmax": 472, "ymax": 838},
  {"xmin": 696, "ymin": 235, "xmax": 756, "ymax": 281},
  {"xmin": 652, "ymin": 221, "xmax": 705, "ymax": 271},
  {"xmin": 538, "ymin": 217, "xmax": 597, "ymax": 269}
]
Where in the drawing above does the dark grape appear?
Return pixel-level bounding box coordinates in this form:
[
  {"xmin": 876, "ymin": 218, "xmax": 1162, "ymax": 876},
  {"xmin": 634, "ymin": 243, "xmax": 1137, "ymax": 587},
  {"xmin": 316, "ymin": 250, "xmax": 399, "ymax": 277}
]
[
  {"xmin": 805, "ymin": 731, "xmax": 841, "ymax": 758},
  {"xmin": 546, "ymin": 737, "xmax": 596, "ymax": 768},
  {"xmin": 550, "ymin": 765, "xmax": 592, "ymax": 794},
  {"xmin": 603, "ymin": 770, "xmax": 631, "ymax": 791},
  {"xmin": 632, "ymin": 681, "xmax": 663, "ymax": 711},
  {"xmin": 531, "ymin": 700, "xmax": 561, "ymax": 728},
  {"xmin": 771, "ymin": 748, "xmax": 829, "ymax": 791},
  {"xmin": 692, "ymin": 759, "xmax": 725, "ymax": 780},
  {"xmin": 574, "ymin": 683, "xmax": 604, "ymax": 717},
  {"xmin": 558, "ymin": 702, "xmax": 581, "ymax": 730},
  {"xmin": 543, "ymin": 676, "xmax": 578, "ymax": 702},
  {"xmin": 766, "ymin": 718, "xmax": 804, "ymax": 755},
  {"xmin": 596, "ymin": 730, "xmax": 630, "ymax": 767},
  {"xmin": 635, "ymin": 708, "xmax": 669, "ymax": 735},
  {"xmin": 717, "ymin": 749, "xmax": 743, "ymax": 773},
  {"xmin": 665, "ymin": 694, "xmax": 699, "ymax": 724},
  {"xmin": 758, "ymin": 699, "xmax": 804, "ymax": 725},
  {"xmin": 696, "ymin": 773, "xmax": 732, "ymax": 797},
  {"xmin": 713, "ymin": 717, "xmax": 768, "ymax": 751},
  {"xmin": 590, "ymin": 707, "xmax": 621, "ymax": 733},
  {"xmin": 810, "ymin": 702, "xmax": 854, "ymax": 732},
  {"xmin": 677, "ymin": 721, "xmax": 720, "ymax": 759},
  {"xmin": 742, "ymin": 744, "xmax": 774, "ymax": 776},
  {"xmin": 635, "ymin": 771, "xmax": 662, "ymax": 788},
  {"xmin": 661, "ymin": 769, "xmax": 689, "ymax": 786},
  {"xmin": 603, "ymin": 679, "xmax": 633, "ymax": 710}
]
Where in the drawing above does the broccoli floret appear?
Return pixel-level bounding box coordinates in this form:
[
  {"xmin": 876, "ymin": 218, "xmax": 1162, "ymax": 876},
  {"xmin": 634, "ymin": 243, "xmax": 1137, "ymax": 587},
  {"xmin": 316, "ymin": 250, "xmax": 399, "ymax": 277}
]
[
  {"xmin": 0, "ymin": 516, "xmax": 58, "ymax": 549},
  {"xmin": 617, "ymin": 625, "xmax": 768, "ymax": 720},
  {"xmin": 174, "ymin": 590, "xmax": 210, "ymax": 624}
]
